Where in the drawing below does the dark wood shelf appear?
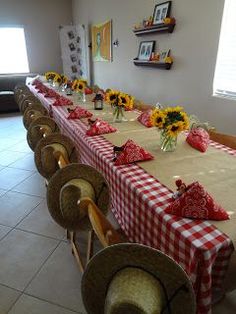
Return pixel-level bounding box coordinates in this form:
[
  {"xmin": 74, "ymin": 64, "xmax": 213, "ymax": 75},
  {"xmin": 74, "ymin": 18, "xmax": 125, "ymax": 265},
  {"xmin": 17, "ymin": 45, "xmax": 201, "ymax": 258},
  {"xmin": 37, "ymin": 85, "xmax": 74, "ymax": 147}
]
[
  {"xmin": 133, "ymin": 59, "xmax": 172, "ymax": 70},
  {"xmin": 133, "ymin": 23, "xmax": 175, "ymax": 36}
]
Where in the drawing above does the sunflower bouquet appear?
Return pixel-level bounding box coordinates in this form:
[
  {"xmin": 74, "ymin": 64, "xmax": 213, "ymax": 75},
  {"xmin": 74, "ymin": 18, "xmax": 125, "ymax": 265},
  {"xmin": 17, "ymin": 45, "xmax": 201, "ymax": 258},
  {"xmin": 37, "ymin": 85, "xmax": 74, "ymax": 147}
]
[
  {"xmin": 71, "ymin": 79, "xmax": 87, "ymax": 101},
  {"xmin": 45, "ymin": 71, "xmax": 60, "ymax": 83},
  {"xmin": 106, "ymin": 90, "xmax": 135, "ymax": 122},
  {"xmin": 150, "ymin": 106, "xmax": 189, "ymax": 151}
]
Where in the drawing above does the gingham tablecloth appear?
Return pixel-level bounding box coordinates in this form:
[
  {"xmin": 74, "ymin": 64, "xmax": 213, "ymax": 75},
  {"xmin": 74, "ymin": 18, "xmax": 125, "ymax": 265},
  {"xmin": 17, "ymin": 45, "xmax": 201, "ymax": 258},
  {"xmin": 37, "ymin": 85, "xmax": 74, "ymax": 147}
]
[{"xmin": 30, "ymin": 85, "xmax": 235, "ymax": 314}]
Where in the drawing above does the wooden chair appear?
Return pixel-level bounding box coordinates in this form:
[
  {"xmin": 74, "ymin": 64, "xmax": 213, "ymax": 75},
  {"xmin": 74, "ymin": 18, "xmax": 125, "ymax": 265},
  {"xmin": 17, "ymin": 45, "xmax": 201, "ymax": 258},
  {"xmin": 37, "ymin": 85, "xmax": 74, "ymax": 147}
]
[
  {"xmin": 79, "ymin": 197, "xmax": 126, "ymax": 264},
  {"xmin": 209, "ymin": 130, "xmax": 236, "ymax": 150}
]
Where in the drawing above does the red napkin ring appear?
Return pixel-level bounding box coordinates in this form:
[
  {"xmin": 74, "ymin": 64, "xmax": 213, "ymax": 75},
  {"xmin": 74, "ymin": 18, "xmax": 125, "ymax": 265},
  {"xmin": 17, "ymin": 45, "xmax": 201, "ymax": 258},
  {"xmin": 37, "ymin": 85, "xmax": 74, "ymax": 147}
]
[
  {"xmin": 137, "ymin": 110, "xmax": 153, "ymax": 128},
  {"xmin": 186, "ymin": 128, "xmax": 209, "ymax": 152}
]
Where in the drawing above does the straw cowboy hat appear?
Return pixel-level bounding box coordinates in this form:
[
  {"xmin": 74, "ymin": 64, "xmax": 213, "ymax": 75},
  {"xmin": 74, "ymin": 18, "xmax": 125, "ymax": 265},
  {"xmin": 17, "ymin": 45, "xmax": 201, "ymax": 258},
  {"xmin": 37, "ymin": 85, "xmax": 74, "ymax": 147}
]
[
  {"xmin": 27, "ymin": 116, "xmax": 59, "ymax": 151},
  {"xmin": 23, "ymin": 103, "xmax": 48, "ymax": 129},
  {"xmin": 82, "ymin": 243, "xmax": 196, "ymax": 314},
  {"xmin": 46, "ymin": 163, "xmax": 110, "ymax": 231},
  {"xmin": 20, "ymin": 95, "xmax": 42, "ymax": 113},
  {"xmin": 34, "ymin": 133, "xmax": 80, "ymax": 180}
]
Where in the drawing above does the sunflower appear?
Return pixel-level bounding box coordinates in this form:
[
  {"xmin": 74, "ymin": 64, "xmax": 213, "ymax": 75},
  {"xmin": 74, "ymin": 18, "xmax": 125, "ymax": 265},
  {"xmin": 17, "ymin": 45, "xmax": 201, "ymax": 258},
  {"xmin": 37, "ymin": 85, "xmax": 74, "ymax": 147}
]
[
  {"xmin": 150, "ymin": 109, "xmax": 166, "ymax": 128},
  {"xmin": 55, "ymin": 75, "xmax": 62, "ymax": 84},
  {"xmin": 72, "ymin": 79, "xmax": 78, "ymax": 91},
  {"xmin": 166, "ymin": 121, "xmax": 185, "ymax": 137},
  {"xmin": 61, "ymin": 75, "xmax": 68, "ymax": 85},
  {"xmin": 45, "ymin": 71, "xmax": 59, "ymax": 81},
  {"xmin": 76, "ymin": 80, "xmax": 86, "ymax": 92},
  {"xmin": 118, "ymin": 93, "xmax": 130, "ymax": 107},
  {"xmin": 180, "ymin": 112, "xmax": 189, "ymax": 130},
  {"xmin": 106, "ymin": 90, "xmax": 119, "ymax": 105}
]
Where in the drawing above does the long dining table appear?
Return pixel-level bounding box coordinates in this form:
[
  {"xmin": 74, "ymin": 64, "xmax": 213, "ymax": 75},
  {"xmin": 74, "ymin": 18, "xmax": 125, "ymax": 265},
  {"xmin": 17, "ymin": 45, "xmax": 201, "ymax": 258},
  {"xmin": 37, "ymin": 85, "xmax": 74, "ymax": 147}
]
[{"xmin": 29, "ymin": 80, "xmax": 236, "ymax": 314}]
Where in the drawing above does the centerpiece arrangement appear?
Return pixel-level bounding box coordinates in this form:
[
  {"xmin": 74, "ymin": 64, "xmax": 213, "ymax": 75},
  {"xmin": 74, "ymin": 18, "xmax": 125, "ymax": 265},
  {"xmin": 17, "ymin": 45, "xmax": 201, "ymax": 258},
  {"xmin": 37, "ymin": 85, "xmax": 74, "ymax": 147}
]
[
  {"xmin": 72, "ymin": 79, "xmax": 87, "ymax": 101},
  {"xmin": 150, "ymin": 106, "xmax": 189, "ymax": 151},
  {"xmin": 105, "ymin": 90, "xmax": 135, "ymax": 122}
]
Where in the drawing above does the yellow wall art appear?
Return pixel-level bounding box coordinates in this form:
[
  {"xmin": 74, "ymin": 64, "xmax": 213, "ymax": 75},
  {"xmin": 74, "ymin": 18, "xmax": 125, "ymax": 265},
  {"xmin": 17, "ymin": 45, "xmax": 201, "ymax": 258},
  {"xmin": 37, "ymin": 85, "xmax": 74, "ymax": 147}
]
[{"xmin": 92, "ymin": 20, "xmax": 112, "ymax": 62}]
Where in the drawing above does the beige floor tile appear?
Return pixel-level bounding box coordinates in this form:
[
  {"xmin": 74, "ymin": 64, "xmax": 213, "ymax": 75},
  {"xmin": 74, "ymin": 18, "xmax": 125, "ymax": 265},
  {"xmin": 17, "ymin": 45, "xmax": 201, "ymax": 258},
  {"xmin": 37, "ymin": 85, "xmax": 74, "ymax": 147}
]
[
  {"xmin": 26, "ymin": 242, "xmax": 86, "ymax": 313},
  {"xmin": 17, "ymin": 201, "xmax": 65, "ymax": 240},
  {"xmin": 213, "ymin": 290, "xmax": 236, "ymax": 313},
  {"xmin": 8, "ymin": 141, "xmax": 32, "ymax": 154},
  {"xmin": 0, "ymin": 167, "xmax": 34, "ymax": 190},
  {"xmin": 9, "ymin": 153, "xmax": 37, "ymax": 171},
  {"xmin": 9, "ymin": 294, "xmax": 80, "ymax": 314},
  {"xmin": 0, "ymin": 284, "xmax": 21, "ymax": 313},
  {"xmin": 12, "ymin": 172, "xmax": 46, "ymax": 197},
  {"xmin": 0, "ymin": 188, "xmax": 7, "ymax": 196},
  {"xmin": 0, "ymin": 191, "xmax": 42, "ymax": 227},
  {"xmin": 0, "ymin": 225, "xmax": 12, "ymax": 240},
  {"xmin": 0, "ymin": 229, "xmax": 59, "ymax": 291},
  {"xmin": 0, "ymin": 138, "xmax": 23, "ymax": 151},
  {"xmin": 0, "ymin": 151, "xmax": 29, "ymax": 167}
]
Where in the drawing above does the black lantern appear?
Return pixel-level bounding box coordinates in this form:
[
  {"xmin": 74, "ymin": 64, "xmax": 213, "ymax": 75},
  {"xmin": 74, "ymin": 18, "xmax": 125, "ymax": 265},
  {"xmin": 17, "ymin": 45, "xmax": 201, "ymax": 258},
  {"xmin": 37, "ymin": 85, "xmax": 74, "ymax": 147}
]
[{"xmin": 93, "ymin": 93, "xmax": 104, "ymax": 110}]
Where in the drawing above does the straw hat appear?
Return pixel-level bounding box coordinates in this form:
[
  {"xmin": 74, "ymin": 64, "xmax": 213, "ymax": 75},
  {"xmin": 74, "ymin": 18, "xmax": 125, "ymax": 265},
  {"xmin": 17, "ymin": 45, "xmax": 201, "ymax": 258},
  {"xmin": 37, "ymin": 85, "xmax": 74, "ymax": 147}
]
[
  {"xmin": 27, "ymin": 116, "xmax": 59, "ymax": 151},
  {"xmin": 82, "ymin": 243, "xmax": 196, "ymax": 314},
  {"xmin": 20, "ymin": 95, "xmax": 42, "ymax": 113},
  {"xmin": 47, "ymin": 163, "xmax": 110, "ymax": 231},
  {"xmin": 18, "ymin": 93, "xmax": 34, "ymax": 110},
  {"xmin": 23, "ymin": 104, "xmax": 48, "ymax": 129},
  {"xmin": 34, "ymin": 133, "xmax": 80, "ymax": 180}
]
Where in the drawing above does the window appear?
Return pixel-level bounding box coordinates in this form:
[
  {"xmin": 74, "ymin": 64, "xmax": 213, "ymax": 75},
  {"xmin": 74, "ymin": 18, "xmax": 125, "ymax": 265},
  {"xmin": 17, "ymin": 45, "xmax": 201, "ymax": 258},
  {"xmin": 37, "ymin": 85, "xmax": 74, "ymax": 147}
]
[
  {"xmin": 0, "ymin": 27, "xmax": 29, "ymax": 74},
  {"xmin": 213, "ymin": 0, "xmax": 236, "ymax": 100}
]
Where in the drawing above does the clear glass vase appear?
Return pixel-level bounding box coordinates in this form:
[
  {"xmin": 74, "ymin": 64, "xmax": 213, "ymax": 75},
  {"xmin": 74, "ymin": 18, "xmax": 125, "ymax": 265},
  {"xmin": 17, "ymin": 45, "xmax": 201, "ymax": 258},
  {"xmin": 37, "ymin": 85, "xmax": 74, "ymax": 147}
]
[
  {"xmin": 113, "ymin": 106, "xmax": 125, "ymax": 122},
  {"xmin": 160, "ymin": 130, "xmax": 177, "ymax": 152}
]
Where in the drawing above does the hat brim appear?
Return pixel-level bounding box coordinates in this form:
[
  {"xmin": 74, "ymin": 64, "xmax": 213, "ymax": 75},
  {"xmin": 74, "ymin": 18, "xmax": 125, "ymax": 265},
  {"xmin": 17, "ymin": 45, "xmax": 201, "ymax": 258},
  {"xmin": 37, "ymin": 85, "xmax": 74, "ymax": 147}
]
[
  {"xmin": 82, "ymin": 243, "xmax": 196, "ymax": 314},
  {"xmin": 27, "ymin": 116, "xmax": 59, "ymax": 151},
  {"xmin": 23, "ymin": 104, "xmax": 48, "ymax": 129},
  {"xmin": 46, "ymin": 163, "xmax": 110, "ymax": 231},
  {"xmin": 34, "ymin": 133, "xmax": 80, "ymax": 179}
]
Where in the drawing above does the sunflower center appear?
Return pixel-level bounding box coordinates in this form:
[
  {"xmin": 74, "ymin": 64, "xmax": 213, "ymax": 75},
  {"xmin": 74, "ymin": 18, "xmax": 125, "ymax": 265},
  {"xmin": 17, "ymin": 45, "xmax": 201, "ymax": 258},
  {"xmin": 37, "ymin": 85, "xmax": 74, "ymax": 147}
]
[
  {"xmin": 110, "ymin": 95, "xmax": 116, "ymax": 101},
  {"xmin": 156, "ymin": 117, "xmax": 163, "ymax": 123},
  {"xmin": 171, "ymin": 125, "xmax": 179, "ymax": 131}
]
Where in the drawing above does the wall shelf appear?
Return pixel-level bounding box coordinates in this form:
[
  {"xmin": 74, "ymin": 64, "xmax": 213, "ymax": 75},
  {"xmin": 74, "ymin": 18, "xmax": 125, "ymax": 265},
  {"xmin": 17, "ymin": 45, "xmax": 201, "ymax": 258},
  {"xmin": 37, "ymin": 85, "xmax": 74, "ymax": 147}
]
[
  {"xmin": 133, "ymin": 59, "xmax": 172, "ymax": 70},
  {"xmin": 133, "ymin": 23, "xmax": 175, "ymax": 36}
]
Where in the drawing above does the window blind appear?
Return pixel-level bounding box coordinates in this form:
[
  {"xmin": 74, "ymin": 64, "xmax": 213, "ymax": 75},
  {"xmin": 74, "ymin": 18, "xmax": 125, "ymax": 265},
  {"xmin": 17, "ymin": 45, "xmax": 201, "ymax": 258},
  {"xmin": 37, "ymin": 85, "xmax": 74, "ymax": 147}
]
[{"xmin": 213, "ymin": 0, "xmax": 236, "ymax": 100}]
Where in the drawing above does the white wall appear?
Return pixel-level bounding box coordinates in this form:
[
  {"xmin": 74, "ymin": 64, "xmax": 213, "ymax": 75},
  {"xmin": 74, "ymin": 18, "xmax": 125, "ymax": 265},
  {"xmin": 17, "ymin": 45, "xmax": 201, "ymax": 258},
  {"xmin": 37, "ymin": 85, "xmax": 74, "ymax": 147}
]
[
  {"xmin": 72, "ymin": 0, "xmax": 236, "ymax": 134},
  {"xmin": 0, "ymin": 0, "xmax": 72, "ymax": 74}
]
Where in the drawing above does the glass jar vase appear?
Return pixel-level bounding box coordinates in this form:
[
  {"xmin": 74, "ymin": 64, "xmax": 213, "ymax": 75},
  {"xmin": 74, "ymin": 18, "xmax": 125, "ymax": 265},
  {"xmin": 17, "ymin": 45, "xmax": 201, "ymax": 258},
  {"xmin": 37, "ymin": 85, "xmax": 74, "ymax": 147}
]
[{"xmin": 160, "ymin": 130, "xmax": 177, "ymax": 152}]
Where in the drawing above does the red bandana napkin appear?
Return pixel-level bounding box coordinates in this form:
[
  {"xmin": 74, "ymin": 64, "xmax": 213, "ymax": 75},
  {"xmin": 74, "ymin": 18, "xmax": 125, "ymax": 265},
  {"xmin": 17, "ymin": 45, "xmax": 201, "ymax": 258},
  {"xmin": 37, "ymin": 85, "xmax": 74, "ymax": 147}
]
[
  {"xmin": 53, "ymin": 96, "xmax": 73, "ymax": 106},
  {"xmin": 165, "ymin": 181, "xmax": 229, "ymax": 220},
  {"xmin": 67, "ymin": 106, "xmax": 92, "ymax": 119},
  {"xmin": 186, "ymin": 128, "xmax": 209, "ymax": 152},
  {"xmin": 44, "ymin": 89, "xmax": 59, "ymax": 98},
  {"xmin": 86, "ymin": 119, "xmax": 117, "ymax": 136},
  {"xmin": 114, "ymin": 139, "xmax": 154, "ymax": 166},
  {"xmin": 137, "ymin": 110, "xmax": 153, "ymax": 128}
]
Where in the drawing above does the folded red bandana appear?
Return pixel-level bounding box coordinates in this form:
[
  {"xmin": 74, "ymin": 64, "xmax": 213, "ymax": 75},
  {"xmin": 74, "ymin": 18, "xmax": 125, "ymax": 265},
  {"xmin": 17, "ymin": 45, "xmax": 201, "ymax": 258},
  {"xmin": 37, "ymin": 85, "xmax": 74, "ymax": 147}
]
[
  {"xmin": 44, "ymin": 89, "xmax": 59, "ymax": 98},
  {"xmin": 114, "ymin": 139, "xmax": 154, "ymax": 165},
  {"xmin": 53, "ymin": 96, "xmax": 73, "ymax": 106},
  {"xmin": 186, "ymin": 128, "xmax": 209, "ymax": 152},
  {"xmin": 86, "ymin": 119, "xmax": 116, "ymax": 136},
  {"xmin": 165, "ymin": 181, "xmax": 229, "ymax": 220},
  {"xmin": 67, "ymin": 106, "xmax": 92, "ymax": 119},
  {"xmin": 137, "ymin": 110, "xmax": 153, "ymax": 128}
]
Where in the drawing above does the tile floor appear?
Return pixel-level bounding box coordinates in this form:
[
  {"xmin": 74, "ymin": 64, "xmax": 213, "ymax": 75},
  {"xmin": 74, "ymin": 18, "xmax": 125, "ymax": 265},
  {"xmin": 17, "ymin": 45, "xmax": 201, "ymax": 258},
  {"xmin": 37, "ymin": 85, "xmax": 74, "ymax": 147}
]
[{"xmin": 0, "ymin": 113, "xmax": 235, "ymax": 313}]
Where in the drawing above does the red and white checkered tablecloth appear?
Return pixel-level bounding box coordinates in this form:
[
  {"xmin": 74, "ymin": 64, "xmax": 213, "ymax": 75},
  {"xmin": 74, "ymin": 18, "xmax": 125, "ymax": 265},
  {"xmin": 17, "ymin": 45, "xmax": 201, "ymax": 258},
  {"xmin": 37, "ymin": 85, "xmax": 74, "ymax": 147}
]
[{"xmin": 29, "ymin": 85, "xmax": 235, "ymax": 314}]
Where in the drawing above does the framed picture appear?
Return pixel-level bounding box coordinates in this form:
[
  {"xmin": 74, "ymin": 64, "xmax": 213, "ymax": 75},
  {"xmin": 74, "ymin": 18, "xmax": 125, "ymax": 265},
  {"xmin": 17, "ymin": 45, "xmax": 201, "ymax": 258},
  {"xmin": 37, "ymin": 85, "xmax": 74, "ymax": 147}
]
[
  {"xmin": 160, "ymin": 49, "xmax": 170, "ymax": 60},
  {"xmin": 91, "ymin": 20, "xmax": 112, "ymax": 62},
  {"xmin": 153, "ymin": 1, "xmax": 171, "ymax": 25},
  {"xmin": 137, "ymin": 41, "xmax": 155, "ymax": 61}
]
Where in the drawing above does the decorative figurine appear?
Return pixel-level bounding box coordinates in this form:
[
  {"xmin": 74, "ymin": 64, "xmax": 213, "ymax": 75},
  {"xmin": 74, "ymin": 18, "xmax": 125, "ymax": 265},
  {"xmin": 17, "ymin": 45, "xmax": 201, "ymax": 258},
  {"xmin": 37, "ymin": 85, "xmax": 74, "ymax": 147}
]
[{"xmin": 172, "ymin": 179, "xmax": 188, "ymax": 199}]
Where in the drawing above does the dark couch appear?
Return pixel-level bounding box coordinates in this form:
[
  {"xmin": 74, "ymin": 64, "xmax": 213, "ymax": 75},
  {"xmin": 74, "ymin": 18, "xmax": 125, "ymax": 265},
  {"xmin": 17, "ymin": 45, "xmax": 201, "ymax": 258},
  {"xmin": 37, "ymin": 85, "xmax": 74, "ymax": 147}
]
[{"xmin": 0, "ymin": 74, "xmax": 36, "ymax": 113}]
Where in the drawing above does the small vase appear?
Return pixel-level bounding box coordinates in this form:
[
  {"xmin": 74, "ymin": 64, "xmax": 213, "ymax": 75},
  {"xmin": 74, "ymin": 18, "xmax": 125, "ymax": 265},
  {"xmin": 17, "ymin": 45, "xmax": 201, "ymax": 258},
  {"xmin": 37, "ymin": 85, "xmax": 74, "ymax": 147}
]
[
  {"xmin": 82, "ymin": 92, "xmax": 86, "ymax": 103},
  {"xmin": 113, "ymin": 106, "xmax": 125, "ymax": 122},
  {"xmin": 76, "ymin": 91, "xmax": 83, "ymax": 101},
  {"xmin": 160, "ymin": 130, "xmax": 177, "ymax": 152}
]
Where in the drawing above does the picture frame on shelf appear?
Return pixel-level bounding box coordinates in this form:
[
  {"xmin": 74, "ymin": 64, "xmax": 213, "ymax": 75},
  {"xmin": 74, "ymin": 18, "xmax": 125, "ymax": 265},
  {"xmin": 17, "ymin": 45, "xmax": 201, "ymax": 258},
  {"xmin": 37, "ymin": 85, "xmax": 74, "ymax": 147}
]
[
  {"xmin": 160, "ymin": 49, "xmax": 170, "ymax": 61},
  {"xmin": 137, "ymin": 41, "xmax": 155, "ymax": 61},
  {"xmin": 153, "ymin": 1, "xmax": 172, "ymax": 25}
]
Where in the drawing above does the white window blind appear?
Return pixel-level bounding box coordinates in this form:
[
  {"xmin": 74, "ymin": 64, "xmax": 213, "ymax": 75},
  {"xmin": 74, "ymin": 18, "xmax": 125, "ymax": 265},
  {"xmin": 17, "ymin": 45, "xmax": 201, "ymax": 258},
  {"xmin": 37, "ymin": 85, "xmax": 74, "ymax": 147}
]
[
  {"xmin": 213, "ymin": 0, "xmax": 236, "ymax": 100},
  {"xmin": 0, "ymin": 27, "xmax": 29, "ymax": 74}
]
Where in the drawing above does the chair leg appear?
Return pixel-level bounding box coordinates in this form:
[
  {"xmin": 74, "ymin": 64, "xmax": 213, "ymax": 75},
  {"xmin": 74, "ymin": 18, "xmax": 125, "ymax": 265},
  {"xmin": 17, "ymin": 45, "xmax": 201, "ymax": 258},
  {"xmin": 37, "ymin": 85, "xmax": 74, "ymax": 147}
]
[
  {"xmin": 70, "ymin": 231, "xmax": 84, "ymax": 273},
  {"xmin": 66, "ymin": 229, "xmax": 70, "ymax": 239},
  {"xmin": 87, "ymin": 230, "xmax": 94, "ymax": 264}
]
